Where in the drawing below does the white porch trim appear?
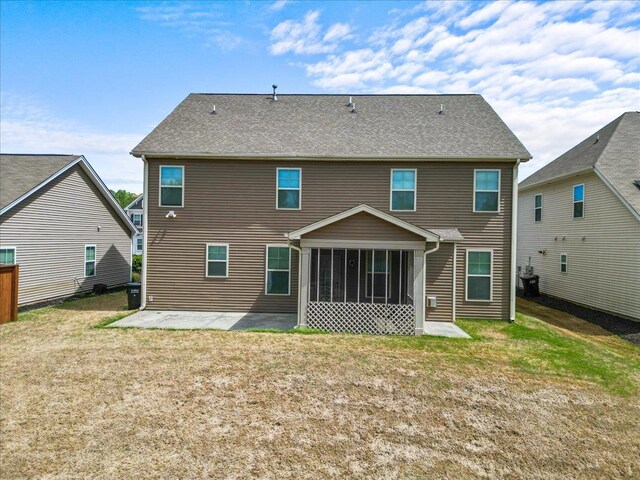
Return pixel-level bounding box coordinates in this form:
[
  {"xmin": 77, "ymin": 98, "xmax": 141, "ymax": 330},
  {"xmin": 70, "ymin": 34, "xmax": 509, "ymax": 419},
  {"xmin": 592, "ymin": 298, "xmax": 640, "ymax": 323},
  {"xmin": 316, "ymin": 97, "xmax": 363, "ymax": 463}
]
[{"xmin": 300, "ymin": 239, "xmax": 426, "ymax": 250}]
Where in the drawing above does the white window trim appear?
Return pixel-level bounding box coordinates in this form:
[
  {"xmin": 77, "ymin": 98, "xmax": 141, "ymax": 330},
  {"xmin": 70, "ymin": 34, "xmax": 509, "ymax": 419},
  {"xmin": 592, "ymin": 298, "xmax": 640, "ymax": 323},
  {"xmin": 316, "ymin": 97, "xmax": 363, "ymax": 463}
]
[
  {"xmin": 465, "ymin": 248, "xmax": 493, "ymax": 302},
  {"xmin": 205, "ymin": 243, "xmax": 229, "ymax": 278},
  {"xmin": 473, "ymin": 169, "xmax": 501, "ymax": 213},
  {"xmin": 84, "ymin": 244, "xmax": 97, "ymax": 278},
  {"xmin": 390, "ymin": 168, "xmax": 417, "ymax": 212},
  {"xmin": 276, "ymin": 168, "xmax": 302, "ymax": 210},
  {"xmin": 560, "ymin": 253, "xmax": 568, "ymax": 273},
  {"xmin": 132, "ymin": 213, "xmax": 142, "ymax": 226},
  {"xmin": 159, "ymin": 165, "xmax": 185, "ymax": 208},
  {"xmin": 0, "ymin": 246, "xmax": 17, "ymax": 264},
  {"xmin": 265, "ymin": 244, "xmax": 291, "ymax": 295},
  {"xmin": 534, "ymin": 193, "xmax": 542, "ymax": 223},
  {"xmin": 573, "ymin": 183, "xmax": 585, "ymax": 219},
  {"xmin": 135, "ymin": 237, "xmax": 144, "ymax": 254}
]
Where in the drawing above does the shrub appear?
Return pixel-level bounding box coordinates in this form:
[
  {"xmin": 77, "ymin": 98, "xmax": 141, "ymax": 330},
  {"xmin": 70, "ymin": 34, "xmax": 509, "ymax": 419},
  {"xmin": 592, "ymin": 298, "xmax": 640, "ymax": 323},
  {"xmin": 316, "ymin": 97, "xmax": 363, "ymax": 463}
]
[{"xmin": 132, "ymin": 254, "xmax": 142, "ymax": 274}]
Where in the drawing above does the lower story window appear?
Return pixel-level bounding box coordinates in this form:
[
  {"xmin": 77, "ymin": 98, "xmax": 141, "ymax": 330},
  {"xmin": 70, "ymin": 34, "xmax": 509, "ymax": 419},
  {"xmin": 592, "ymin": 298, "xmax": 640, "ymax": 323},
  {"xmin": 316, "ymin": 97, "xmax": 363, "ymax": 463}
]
[
  {"xmin": 0, "ymin": 247, "xmax": 16, "ymax": 264},
  {"xmin": 136, "ymin": 237, "xmax": 144, "ymax": 253},
  {"xmin": 466, "ymin": 250, "xmax": 492, "ymax": 301},
  {"xmin": 266, "ymin": 245, "xmax": 290, "ymax": 295},
  {"xmin": 560, "ymin": 253, "xmax": 568, "ymax": 273},
  {"xmin": 206, "ymin": 244, "xmax": 229, "ymax": 277},
  {"xmin": 85, "ymin": 245, "xmax": 96, "ymax": 277}
]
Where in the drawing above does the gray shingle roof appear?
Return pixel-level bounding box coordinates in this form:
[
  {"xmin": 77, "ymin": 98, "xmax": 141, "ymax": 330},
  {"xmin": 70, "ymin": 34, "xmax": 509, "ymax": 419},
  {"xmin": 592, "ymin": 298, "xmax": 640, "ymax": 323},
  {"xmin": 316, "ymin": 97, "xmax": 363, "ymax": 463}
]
[
  {"xmin": 520, "ymin": 112, "xmax": 640, "ymax": 215},
  {"xmin": 131, "ymin": 94, "xmax": 531, "ymax": 160},
  {"xmin": 0, "ymin": 154, "xmax": 81, "ymax": 210}
]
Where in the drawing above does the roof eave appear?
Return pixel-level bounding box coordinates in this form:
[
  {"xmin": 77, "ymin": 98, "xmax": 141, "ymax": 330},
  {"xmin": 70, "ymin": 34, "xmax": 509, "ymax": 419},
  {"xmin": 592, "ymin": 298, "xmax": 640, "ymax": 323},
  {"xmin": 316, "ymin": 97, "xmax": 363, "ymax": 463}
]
[{"xmin": 519, "ymin": 167, "xmax": 593, "ymax": 192}]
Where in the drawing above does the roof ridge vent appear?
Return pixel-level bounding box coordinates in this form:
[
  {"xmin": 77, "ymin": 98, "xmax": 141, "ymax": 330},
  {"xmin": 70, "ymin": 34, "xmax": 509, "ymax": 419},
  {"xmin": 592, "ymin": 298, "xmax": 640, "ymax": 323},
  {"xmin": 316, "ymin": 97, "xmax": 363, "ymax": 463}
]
[{"xmin": 272, "ymin": 84, "xmax": 278, "ymax": 101}]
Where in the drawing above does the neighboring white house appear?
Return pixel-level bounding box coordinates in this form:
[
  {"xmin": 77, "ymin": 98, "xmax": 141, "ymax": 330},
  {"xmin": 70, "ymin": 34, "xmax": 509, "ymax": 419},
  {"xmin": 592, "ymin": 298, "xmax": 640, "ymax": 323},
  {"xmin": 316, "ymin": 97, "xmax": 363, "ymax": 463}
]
[
  {"xmin": 124, "ymin": 195, "xmax": 144, "ymax": 254},
  {"xmin": 517, "ymin": 112, "xmax": 640, "ymax": 320}
]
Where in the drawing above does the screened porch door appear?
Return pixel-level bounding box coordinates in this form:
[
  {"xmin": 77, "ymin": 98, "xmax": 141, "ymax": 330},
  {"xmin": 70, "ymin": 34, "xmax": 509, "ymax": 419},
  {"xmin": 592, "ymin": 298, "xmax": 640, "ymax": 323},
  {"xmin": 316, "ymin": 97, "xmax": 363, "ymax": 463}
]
[{"xmin": 306, "ymin": 249, "xmax": 416, "ymax": 335}]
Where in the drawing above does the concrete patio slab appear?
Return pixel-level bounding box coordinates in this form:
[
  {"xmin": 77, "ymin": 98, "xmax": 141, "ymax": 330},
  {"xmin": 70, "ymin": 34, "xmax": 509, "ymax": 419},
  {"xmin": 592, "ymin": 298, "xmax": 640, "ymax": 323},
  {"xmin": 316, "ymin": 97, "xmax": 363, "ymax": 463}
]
[
  {"xmin": 110, "ymin": 310, "xmax": 298, "ymax": 331},
  {"xmin": 424, "ymin": 321, "xmax": 471, "ymax": 338}
]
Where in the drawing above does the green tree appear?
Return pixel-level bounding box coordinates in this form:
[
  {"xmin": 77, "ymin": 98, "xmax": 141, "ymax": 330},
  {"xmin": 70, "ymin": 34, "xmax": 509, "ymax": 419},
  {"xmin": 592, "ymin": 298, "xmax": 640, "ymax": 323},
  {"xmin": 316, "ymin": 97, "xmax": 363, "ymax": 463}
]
[{"xmin": 110, "ymin": 189, "xmax": 139, "ymax": 208}]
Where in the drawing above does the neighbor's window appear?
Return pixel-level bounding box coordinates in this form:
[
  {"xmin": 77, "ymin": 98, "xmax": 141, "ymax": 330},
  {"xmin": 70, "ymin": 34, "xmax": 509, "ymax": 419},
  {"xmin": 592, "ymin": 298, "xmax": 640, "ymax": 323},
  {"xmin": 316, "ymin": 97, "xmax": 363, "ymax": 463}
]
[
  {"xmin": 391, "ymin": 169, "xmax": 416, "ymax": 211},
  {"xmin": 266, "ymin": 246, "xmax": 290, "ymax": 295},
  {"xmin": 84, "ymin": 245, "xmax": 96, "ymax": 277},
  {"xmin": 534, "ymin": 194, "xmax": 542, "ymax": 222},
  {"xmin": 560, "ymin": 253, "xmax": 568, "ymax": 273},
  {"xmin": 0, "ymin": 247, "xmax": 16, "ymax": 264},
  {"xmin": 277, "ymin": 168, "xmax": 301, "ymax": 209},
  {"xmin": 160, "ymin": 166, "xmax": 184, "ymax": 207},
  {"xmin": 206, "ymin": 244, "xmax": 228, "ymax": 277},
  {"xmin": 132, "ymin": 213, "xmax": 142, "ymax": 226},
  {"xmin": 466, "ymin": 250, "xmax": 492, "ymax": 301},
  {"xmin": 474, "ymin": 170, "xmax": 500, "ymax": 212},
  {"xmin": 573, "ymin": 184, "xmax": 584, "ymax": 218},
  {"xmin": 136, "ymin": 237, "xmax": 143, "ymax": 253}
]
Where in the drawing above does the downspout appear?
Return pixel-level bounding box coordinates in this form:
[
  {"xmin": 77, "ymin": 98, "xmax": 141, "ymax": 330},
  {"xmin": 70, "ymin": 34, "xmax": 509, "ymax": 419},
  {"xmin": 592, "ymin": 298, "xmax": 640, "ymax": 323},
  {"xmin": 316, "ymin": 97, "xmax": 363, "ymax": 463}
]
[
  {"xmin": 509, "ymin": 159, "xmax": 521, "ymax": 322},
  {"xmin": 422, "ymin": 238, "xmax": 441, "ymax": 323},
  {"xmin": 140, "ymin": 155, "xmax": 149, "ymax": 310}
]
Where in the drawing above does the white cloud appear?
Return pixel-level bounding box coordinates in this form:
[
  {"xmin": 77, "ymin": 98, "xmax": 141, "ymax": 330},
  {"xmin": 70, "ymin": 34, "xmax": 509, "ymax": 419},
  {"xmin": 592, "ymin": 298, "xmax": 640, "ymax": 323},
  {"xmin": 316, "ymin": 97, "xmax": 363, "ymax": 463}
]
[
  {"xmin": 268, "ymin": 0, "xmax": 289, "ymax": 12},
  {"xmin": 0, "ymin": 92, "xmax": 143, "ymax": 192},
  {"xmin": 270, "ymin": 10, "xmax": 353, "ymax": 55}
]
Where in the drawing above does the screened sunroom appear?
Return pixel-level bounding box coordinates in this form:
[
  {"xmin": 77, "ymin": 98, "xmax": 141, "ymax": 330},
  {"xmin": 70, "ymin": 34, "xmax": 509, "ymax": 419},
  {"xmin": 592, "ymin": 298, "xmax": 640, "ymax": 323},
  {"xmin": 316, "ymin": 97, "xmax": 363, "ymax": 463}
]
[{"xmin": 287, "ymin": 205, "xmax": 451, "ymax": 336}]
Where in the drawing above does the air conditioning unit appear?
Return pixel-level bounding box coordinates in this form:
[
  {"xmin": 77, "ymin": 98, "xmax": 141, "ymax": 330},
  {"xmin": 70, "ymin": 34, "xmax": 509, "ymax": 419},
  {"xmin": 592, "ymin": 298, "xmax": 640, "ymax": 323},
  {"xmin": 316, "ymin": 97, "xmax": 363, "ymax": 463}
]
[{"xmin": 427, "ymin": 296, "xmax": 437, "ymax": 308}]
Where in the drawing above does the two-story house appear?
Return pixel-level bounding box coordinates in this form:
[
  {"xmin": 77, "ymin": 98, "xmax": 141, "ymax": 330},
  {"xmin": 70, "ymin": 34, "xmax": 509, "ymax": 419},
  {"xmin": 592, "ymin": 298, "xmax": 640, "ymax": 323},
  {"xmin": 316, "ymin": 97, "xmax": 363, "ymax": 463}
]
[
  {"xmin": 124, "ymin": 195, "xmax": 144, "ymax": 254},
  {"xmin": 517, "ymin": 112, "xmax": 640, "ymax": 320},
  {"xmin": 131, "ymin": 93, "xmax": 531, "ymax": 335}
]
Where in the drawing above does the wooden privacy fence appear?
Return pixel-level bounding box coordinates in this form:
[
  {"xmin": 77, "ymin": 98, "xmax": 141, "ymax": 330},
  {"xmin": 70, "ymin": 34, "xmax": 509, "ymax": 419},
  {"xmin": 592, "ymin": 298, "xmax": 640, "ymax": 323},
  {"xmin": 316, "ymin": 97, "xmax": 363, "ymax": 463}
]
[{"xmin": 0, "ymin": 264, "xmax": 19, "ymax": 323}]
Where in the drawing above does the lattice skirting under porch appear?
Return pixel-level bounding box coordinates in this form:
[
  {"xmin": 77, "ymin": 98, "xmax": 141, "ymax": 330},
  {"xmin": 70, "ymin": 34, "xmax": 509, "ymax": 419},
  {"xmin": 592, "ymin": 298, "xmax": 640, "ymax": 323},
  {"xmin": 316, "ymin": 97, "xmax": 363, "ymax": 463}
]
[{"xmin": 306, "ymin": 301, "xmax": 416, "ymax": 335}]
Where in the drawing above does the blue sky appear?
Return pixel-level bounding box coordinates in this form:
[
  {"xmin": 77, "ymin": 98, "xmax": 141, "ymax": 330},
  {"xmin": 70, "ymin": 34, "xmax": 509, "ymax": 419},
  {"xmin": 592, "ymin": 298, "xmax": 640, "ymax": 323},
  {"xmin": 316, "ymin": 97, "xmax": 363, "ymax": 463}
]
[{"xmin": 1, "ymin": 0, "xmax": 638, "ymax": 193}]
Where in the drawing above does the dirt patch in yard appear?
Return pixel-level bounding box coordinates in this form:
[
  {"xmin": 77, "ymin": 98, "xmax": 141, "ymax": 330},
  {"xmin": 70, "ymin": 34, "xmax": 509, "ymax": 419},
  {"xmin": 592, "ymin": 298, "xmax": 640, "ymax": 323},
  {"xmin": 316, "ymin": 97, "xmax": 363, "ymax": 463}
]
[{"xmin": 1, "ymin": 292, "xmax": 639, "ymax": 479}]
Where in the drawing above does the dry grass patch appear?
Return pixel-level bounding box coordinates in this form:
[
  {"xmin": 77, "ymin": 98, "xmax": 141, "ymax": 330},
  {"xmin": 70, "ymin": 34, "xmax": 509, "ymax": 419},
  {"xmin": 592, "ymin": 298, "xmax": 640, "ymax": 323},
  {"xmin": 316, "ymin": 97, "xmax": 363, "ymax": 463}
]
[{"xmin": 1, "ymin": 292, "xmax": 639, "ymax": 479}]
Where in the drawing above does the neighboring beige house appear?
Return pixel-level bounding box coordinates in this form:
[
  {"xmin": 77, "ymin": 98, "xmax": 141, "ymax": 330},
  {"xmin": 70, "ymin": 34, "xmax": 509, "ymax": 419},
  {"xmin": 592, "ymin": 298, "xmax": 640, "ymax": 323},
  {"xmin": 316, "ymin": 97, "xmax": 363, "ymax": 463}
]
[
  {"xmin": 517, "ymin": 112, "xmax": 640, "ymax": 320},
  {"xmin": 131, "ymin": 93, "xmax": 531, "ymax": 335},
  {"xmin": 124, "ymin": 194, "xmax": 144, "ymax": 254},
  {"xmin": 0, "ymin": 154, "xmax": 137, "ymax": 306}
]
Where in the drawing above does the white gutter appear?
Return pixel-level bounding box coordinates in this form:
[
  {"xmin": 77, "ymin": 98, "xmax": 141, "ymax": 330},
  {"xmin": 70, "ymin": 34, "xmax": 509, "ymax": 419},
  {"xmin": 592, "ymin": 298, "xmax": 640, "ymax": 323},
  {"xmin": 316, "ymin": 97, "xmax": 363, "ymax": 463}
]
[
  {"xmin": 140, "ymin": 155, "xmax": 149, "ymax": 310},
  {"xmin": 422, "ymin": 238, "xmax": 441, "ymax": 324},
  {"xmin": 510, "ymin": 159, "xmax": 521, "ymax": 322}
]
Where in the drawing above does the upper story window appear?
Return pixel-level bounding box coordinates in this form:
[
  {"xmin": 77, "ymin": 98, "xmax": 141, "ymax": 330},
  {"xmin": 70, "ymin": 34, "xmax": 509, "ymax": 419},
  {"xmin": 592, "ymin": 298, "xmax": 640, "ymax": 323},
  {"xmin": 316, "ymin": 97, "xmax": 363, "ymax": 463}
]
[
  {"xmin": 466, "ymin": 250, "xmax": 492, "ymax": 301},
  {"xmin": 474, "ymin": 169, "xmax": 500, "ymax": 213},
  {"xmin": 265, "ymin": 245, "xmax": 290, "ymax": 295},
  {"xmin": 0, "ymin": 247, "xmax": 16, "ymax": 264},
  {"xmin": 534, "ymin": 194, "xmax": 542, "ymax": 222},
  {"xmin": 390, "ymin": 169, "xmax": 416, "ymax": 211},
  {"xmin": 573, "ymin": 184, "xmax": 584, "ymax": 218},
  {"xmin": 136, "ymin": 237, "xmax": 143, "ymax": 253},
  {"xmin": 132, "ymin": 213, "xmax": 142, "ymax": 226},
  {"xmin": 206, "ymin": 244, "xmax": 229, "ymax": 277},
  {"xmin": 560, "ymin": 253, "xmax": 568, "ymax": 273},
  {"xmin": 277, "ymin": 168, "xmax": 301, "ymax": 210},
  {"xmin": 84, "ymin": 245, "xmax": 96, "ymax": 277},
  {"xmin": 160, "ymin": 166, "xmax": 184, "ymax": 207}
]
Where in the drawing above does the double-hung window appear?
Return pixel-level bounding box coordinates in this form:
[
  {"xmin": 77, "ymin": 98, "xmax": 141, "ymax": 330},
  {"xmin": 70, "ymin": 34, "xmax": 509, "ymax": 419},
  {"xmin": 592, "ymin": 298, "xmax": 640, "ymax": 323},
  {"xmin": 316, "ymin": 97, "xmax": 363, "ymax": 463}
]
[
  {"xmin": 560, "ymin": 253, "xmax": 568, "ymax": 273},
  {"xmin": 390, "ymin": 169, "xmax": 416, "ymax": 211},
  {"xmin": 277, "ymin": 168, "xmax": 301, "ymax": 209},
  {"xmin": 573, "ymin": 184, "xmax": 584, "ymax": 218},
  {"xmin": 159, "ymin": 166, "xmax": 184, "ymax": 207},
  {"xmin": 534, "ymin": 194, "xmax": 542, "ymax": 222},
  {"xmin": 132, "ymin": 213, "xmax": 142, "ymax": 226},
  {"xmin": 474, "ymin": 170, "xmax": 500, "ymax": 212},
  {"xmin": 466, "ymin": 250, "xmax": 492, "ymax": 301},
  {"xmin": 0, "ymin": 247, "xmax": 16, "ymax": 264},
  {"xmin": 84, "ymin": 245, "xmax": 96, "ymax": 277},
  {"xmin": 265, "ymin": 246, "xmax": 290, "ymax": 295},
  {"xmin": 136, "ymin": 237, "xmax": 144, "ymax": 253},
  {"xmin": 206, "ymin": 244, "xmax": 229, "ymax": 277}
]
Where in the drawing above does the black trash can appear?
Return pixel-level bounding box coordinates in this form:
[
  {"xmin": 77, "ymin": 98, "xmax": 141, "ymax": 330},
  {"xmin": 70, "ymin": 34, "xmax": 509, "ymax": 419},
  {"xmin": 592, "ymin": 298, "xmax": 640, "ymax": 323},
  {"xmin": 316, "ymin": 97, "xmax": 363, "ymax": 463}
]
[
  {"xmin": 520, "ymin": 274, "xmax": 540, "ymax": 297},
  {"xmin": 126, "ymin": 282, "xmax": 141, "ymax": 309}
]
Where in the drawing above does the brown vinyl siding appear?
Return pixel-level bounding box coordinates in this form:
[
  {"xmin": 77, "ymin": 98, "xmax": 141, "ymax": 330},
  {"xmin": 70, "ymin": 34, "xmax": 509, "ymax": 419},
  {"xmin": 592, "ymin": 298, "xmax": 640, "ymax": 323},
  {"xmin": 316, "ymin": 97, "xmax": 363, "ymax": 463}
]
[
  {"xmin": 146, "ymin": 159, "xmax": 514, "ymax": 319},
  {"xmin": 518, "ymin": 171, "xmax": 640, "ymax": 320},
  {"xmin": 425, "ymin": 243, "xmax": 455, "ymax": 321},
  {"xmin": 303, "ymin": 212, "xmax": 424, "ymax": 241},
  {"xmin": 0, "ymin": 166, "xmax": 132, "ymax": 305}
]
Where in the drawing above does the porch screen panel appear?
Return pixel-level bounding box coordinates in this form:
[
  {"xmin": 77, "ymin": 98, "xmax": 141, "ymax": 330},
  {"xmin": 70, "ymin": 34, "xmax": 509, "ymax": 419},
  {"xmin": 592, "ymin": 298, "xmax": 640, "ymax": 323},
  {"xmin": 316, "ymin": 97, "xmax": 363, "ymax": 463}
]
[
  {"xmin": 389, "ymin": 250, "xmax": 401, "ymax": 304},
  {"xmin": 372, "ymin": 250, "xmax": 388, "ymax": 303},
  {"xmin": 332, "ymin": 249, "xmax": 346, "ymax": 303},
  {"xmin": 310, "ymin": 248, "xmax": 319, "ymax": 302},
  {"xmin": 359, "ymin": 250, "xmax": 369, "ymax": 303},
  {"xmin": 319, "ymin": 249, "xmax": 332, "ymax": 302},
  {"xmin": 346, "ymin": 250, "xmax": 359, "ymax": 302}
]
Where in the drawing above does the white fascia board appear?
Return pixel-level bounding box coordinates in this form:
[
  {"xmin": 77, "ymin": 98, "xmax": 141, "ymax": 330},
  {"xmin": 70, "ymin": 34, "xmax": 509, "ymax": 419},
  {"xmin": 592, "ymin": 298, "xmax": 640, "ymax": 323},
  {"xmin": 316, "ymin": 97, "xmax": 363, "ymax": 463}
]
[
  {"xmin": 518, "ymin": 167, "xmax": 593, "ymax": 192},
  {"xmin": 287, "ymin": 204, "xmax": 441, "ymax": 242}
]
